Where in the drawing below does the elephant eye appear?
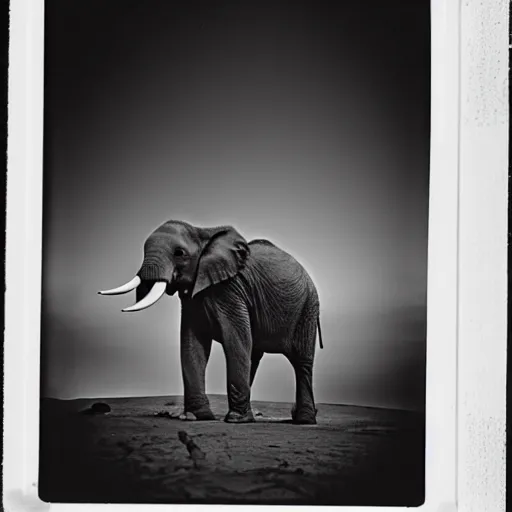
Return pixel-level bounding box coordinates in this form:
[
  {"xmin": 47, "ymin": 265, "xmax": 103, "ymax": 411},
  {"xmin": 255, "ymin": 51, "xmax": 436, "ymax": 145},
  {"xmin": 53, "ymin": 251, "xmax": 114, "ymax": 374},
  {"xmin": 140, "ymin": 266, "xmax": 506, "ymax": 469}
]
[{"xmin": 174, "ymin": 247, "xmax": 186, "ymax": 257}]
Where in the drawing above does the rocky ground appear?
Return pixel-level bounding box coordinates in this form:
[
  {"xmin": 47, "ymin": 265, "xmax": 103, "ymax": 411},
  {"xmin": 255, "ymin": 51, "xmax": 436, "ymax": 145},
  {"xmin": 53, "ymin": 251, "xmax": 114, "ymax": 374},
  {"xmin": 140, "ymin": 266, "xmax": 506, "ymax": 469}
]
[{"xmin": 39, "ymin": 394, "xmax": 425, "ymax": 506}]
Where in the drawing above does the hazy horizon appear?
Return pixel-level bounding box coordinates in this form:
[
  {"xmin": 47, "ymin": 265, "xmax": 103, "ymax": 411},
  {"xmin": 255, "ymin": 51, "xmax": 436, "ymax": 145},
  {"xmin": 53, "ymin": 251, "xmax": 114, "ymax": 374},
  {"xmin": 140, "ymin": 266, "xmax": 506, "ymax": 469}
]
[
  {"xmin": 45, "ymin": 393, "xmax": 422, "ymax": 413},
  {"xmin": 41, "ymin": 0, "xmax": 430, "ymax": 412}
]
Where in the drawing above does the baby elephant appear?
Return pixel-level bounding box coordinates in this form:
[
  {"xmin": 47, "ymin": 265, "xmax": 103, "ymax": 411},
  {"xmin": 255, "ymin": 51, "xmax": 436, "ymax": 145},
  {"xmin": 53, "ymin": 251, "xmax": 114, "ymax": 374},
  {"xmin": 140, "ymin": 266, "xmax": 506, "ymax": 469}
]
[{"xmin": 100, "ymin": 220, "xmax": 323, "ymax": 424}]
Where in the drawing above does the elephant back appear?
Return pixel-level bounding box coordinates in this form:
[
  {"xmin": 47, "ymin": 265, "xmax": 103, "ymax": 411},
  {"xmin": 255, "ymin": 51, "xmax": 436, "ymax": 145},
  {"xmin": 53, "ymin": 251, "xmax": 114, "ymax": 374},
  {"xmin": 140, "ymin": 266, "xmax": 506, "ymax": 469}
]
[
  {"xmin": 248, "ymin": 239, "xmax": 276, "ymax": 248},
  {"xmin": 246, "ymin": 239, "xmax": 316, "ymax": 293}
]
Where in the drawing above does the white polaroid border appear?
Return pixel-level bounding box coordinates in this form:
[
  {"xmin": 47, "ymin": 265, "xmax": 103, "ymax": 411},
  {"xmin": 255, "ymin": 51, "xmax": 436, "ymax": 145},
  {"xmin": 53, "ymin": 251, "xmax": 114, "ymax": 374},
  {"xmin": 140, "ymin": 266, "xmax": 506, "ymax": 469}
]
[
  {"xmin": 3, "ymin": 0, "xmax": 507, "ymax": 511},
  {"xmin": 457, "ymin": 0, "xmax": 508, "ymax": 510}
]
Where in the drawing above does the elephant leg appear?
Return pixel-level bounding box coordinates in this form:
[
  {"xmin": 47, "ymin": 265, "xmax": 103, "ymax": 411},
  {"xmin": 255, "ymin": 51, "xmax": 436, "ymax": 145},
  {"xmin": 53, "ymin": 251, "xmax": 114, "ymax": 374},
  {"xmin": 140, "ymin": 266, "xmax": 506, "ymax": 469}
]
[
  {"xmin": 288, "ymin": 303, "xmax": 319, "ymax": 425},
  {"xmin": 180, "ymin": 328, "xmax": 216, "ymax": 421},
  {"xmin": 290, "ymin": 357, "xmax": 317, "ymax": 424},
  {"xmin": 250, "ymin": 349, "xmax": 264, "ymax": 386},
  {"xmin": 286, "ymin": 346, "xmax": 317, "ymax": 425},
  {"xmin": 221, "ymin": 322, "xmax": 255, "ymax": 423}
]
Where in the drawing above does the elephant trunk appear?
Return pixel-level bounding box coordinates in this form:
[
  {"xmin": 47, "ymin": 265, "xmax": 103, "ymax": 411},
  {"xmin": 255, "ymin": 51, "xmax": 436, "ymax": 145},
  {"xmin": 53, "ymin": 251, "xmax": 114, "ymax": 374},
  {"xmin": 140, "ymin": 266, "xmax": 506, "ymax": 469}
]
[
  {"xmin": 123, "ymin": 260, "xmax": 176, "ymax": 312},
  {"xmin": 137, "ymin": 261, "xmax": 174, "ymax": 282},
  {"xmin": 122, "ymin": 281, "xmax": 167, "ymax": 312},
  {"xmin": 99, "ymin": 260, "xmax": 176, "ymax": 313}
]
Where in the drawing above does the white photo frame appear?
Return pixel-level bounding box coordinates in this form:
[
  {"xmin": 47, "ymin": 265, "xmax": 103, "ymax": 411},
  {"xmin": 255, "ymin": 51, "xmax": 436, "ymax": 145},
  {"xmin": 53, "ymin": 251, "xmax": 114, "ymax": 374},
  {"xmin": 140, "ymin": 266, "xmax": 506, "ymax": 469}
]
[
  {"xmin": 3, "ymin": 0, "xmax": 507, "ymax": 511},
  {"xmin": 456, "ymin": 1, "xmax": 508, "ymax": 510}
]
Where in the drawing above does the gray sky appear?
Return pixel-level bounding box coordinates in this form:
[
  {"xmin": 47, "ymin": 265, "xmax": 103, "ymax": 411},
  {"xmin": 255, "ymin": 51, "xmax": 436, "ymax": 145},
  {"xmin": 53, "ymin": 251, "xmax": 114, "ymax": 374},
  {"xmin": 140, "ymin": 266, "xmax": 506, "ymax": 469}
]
[{"xmin": 41, "ymin": 1, "xmax": 430, "ymax": 411}]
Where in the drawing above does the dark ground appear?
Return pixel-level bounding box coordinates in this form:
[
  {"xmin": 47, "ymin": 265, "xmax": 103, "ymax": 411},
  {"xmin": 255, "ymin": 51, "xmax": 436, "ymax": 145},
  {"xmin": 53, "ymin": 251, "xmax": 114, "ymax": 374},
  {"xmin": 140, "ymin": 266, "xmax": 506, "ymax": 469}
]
[{"xmin": 39, "ymin": 394, "xmax": 425, "ymax": 506}]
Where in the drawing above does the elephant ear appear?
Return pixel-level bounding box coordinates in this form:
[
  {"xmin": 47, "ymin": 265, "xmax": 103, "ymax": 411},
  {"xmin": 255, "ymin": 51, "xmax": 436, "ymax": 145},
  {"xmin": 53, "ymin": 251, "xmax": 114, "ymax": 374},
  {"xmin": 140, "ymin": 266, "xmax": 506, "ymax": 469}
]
[{"xmin": 192, "ymin": 227, "xmax": 250, "ymax": 297}]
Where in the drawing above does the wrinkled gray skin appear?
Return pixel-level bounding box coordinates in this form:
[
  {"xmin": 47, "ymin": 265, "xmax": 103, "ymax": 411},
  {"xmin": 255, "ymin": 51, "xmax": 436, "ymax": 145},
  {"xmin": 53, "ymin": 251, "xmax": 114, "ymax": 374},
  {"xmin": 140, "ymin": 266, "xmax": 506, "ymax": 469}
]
[{"xmin": 134, "ymin": 220, "xmax": 321, "ymax": 424}]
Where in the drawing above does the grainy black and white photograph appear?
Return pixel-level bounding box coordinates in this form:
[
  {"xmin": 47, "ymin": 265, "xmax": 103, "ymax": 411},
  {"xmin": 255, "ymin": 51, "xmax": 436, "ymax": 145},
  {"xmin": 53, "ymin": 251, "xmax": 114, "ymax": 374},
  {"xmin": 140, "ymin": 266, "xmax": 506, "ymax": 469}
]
[{"xmin": 39, "ymin": 0, "xmax": 430, "ymax": 506}]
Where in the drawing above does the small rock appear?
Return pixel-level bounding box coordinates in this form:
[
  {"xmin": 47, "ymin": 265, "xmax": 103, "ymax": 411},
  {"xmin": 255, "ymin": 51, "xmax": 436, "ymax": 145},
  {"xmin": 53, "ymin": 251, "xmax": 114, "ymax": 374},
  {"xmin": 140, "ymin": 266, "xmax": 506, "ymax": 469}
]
[
  {"xmin": 81, "ymin": 402, "xmax": 111, "ymax": 415},
  {"xmin": 268, "ymin": 444, "xmax": 280, "ymax": 448},
  {"xmin": 295, "ymin": 468, "xmax": 305, "ymax": 475},
  {"xmin": 91, "ymin": 402, "xmax": 111, "ymax": 414},
  {"xmin": 154, "ymin": 411, "xmax": 171, "ymax": 417}
]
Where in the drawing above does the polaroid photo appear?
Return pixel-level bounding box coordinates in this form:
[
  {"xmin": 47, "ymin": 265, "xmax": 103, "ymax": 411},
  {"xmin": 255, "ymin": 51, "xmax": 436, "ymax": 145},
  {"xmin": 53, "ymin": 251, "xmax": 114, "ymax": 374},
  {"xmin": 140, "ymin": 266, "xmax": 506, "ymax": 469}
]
[{"xmin": 3, "ymin": 0, "xmax": 507, "ymax": 511}]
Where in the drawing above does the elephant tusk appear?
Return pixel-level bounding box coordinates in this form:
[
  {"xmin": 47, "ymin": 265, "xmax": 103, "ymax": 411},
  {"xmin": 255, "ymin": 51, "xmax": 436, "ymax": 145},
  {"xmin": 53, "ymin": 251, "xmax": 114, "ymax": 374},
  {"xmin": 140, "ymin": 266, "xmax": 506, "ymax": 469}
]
[
  {"xmin": 122, "ymin": 281, "xmax": 167, "ymax": 312},
  {"xmin": 98, "ymin": 276, "xmax": 141, "ymax": 295}
]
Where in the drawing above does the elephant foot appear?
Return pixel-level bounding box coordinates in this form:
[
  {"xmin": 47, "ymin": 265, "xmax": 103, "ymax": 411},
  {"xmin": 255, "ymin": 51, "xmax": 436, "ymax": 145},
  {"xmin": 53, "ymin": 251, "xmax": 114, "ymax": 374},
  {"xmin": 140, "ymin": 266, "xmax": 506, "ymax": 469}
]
[
  {"xmin": 170, "ymin": 411, "xmax": 198, "ymax": 421},
  {"xmin": 293, "ymin": 414, "xmax": 317, "ymax": 425},
  {"xmin": 291, "ymin": 404, "xmax": 318, "ymax": 425},
  {"xmin": 224, "ymin": 409, "xmax": 255, "ymax": 423},
  {"xmin": 191, "ymin": 408, "xmax": 217, "ymax": 421},
  {"xmin": 167, "ymin": 408, "xmax": 216, "ymax": 421}
]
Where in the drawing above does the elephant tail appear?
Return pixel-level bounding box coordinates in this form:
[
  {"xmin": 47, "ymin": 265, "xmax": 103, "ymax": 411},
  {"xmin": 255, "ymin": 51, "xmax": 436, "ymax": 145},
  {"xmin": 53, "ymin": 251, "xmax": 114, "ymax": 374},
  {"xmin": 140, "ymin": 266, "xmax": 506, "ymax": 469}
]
[{"xmin": 317, "ymin": 317, "xmax": 324, "ymax": 349}]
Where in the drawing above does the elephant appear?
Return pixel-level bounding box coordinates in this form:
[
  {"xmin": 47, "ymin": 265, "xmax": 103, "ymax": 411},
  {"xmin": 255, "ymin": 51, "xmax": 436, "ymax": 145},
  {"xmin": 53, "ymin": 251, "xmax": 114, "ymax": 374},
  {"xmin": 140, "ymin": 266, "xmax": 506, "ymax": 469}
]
[{"xmin": 99, "ymin": 220, "xmax": 324, "ymax": 424}]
